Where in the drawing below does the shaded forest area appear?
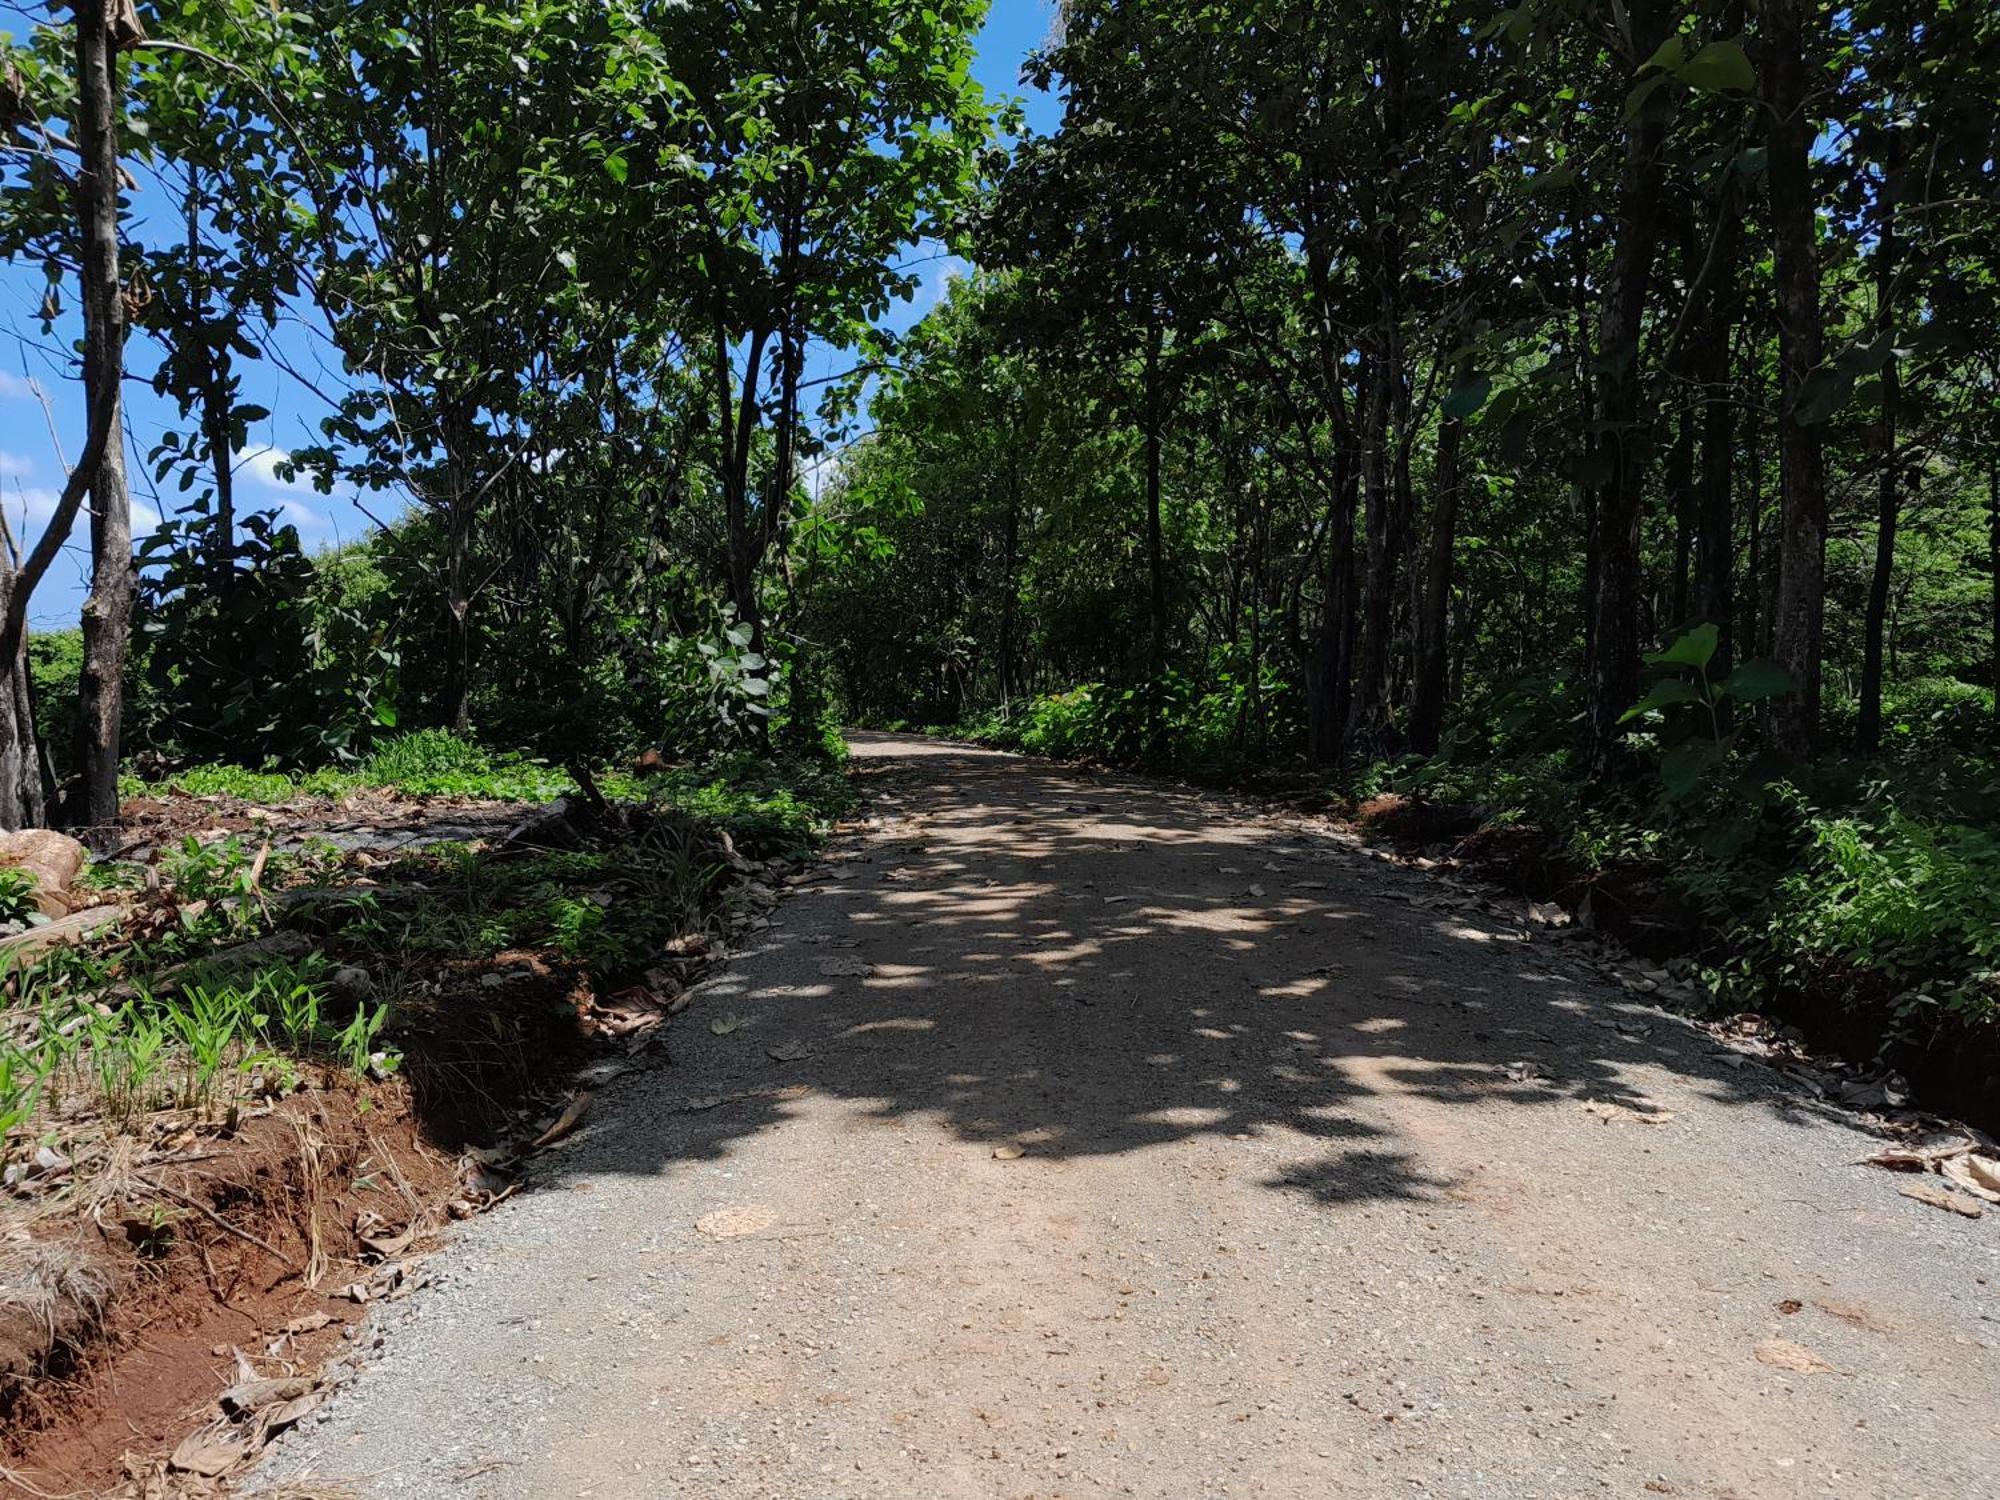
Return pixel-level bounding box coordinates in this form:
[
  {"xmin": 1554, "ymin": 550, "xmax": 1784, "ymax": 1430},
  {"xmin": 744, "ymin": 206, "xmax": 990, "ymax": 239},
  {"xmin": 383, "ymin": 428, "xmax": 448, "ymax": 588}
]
[
  {"xmin": 0, "ymin": 5, "xmax": 1996, "ymax": 1167},
  {"xmin": 808, "ymin": 3, "xmax": 2000, "ymax": 1108},
  {"xmin": 0, "ymin": 2, "xmax": 1996, "ymax": 1483}
]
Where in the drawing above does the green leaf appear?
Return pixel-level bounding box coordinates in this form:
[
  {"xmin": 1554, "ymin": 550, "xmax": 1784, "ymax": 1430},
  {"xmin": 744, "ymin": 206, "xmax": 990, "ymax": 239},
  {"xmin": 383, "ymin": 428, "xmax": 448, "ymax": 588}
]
[
  {"xmin": 1620, "ymin": 677, "xmax": 1701, "ymax": 723},
  {"xmin": 1623, "ymin": 71, "xmax": 1673, "ymax": 121},
  {"xmin": 1719, "ymin": 660, "xmax": 1794, "ymax": 703},
  {"xmin": 1442, "ymin": 374, "xmax": 1494, "ymax": 420},
  {"xmin": 1679, "ymin": 40, "xmax": 1756, "ymax": 95},
  {"xmin": 1639, "ymin": 36, "xmax": 1686, "ymax": 75},
  {"xmin": 602, "ymin": 152, "xmax": 629, "ymax": 184},
  {"xmin": 1660, "ymin": 740, "xmax": 1726, "ymax": 799},
  {"xmin": 1644, "ymin": 623, "xmax": 1720, "ymax": 671}
]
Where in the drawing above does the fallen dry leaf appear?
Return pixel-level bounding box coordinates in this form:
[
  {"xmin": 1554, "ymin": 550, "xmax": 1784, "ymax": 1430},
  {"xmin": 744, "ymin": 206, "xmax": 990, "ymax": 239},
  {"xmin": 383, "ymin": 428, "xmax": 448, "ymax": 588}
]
[
  {"xmin": 709, "ymin": 1014, "xmax": 746, "ymax": 1035},
  {"xmin": 169, "ymin": 1427, "xmax": 249, "ymax": 1477},
  {"xmin": 1900, "ymin": 1180, "xmax": 1985, "ymax": 1219},
  {"xmin": 696, "ymin": 1205, "xmax": 776, "ymax": 1239},
  {"xmin": 1580, "ymin": 1099, "xmax": 1676, "ymax": 1126},
  {"xmin": 220, "ymin": 1376, "xmax": 314, "ymax": 1417},
  {"xmin": 530, "ymin": 1092, "xmax": 594, "ymax": 1151},
  {"xmin": 1755, "ymin": 1338, "xmax": 1839, "ymax": 1375},
  {"xmin": 1932, "ymin": 1157, "xmax": 2000, "ymax": 1205},
  {"xmin": 818, "ymin": 956, "xmax": 873, "ymax": 978},
  {"xmin": 1958, "ymin": 1153, "xmax": 2000, "ymax": 1196},
  {"xmin": 992, "ymin": 1144, "xmax": 1026, "ymax": 1161},
  {"xmin": 766, "ymin": 1039, "xmax": 813, "ymax": 1063},
  {"xmin": 262, "ymin": 1390, "xmax": 325, "ymax": 1430},
  {"xmin": 285, "ymin": 1312, "xmax": 334, "ymax": 1335}
]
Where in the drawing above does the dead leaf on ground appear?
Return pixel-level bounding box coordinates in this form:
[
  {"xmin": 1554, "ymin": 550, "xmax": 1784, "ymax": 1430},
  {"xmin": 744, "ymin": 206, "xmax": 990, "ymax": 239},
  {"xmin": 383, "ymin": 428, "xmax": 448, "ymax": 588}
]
[
  {"xmin": 992, "ymin": 1144, "xmax": 1026, "ymax": 1161},
  {"xmin": 285, "ymin": 1312, "xmax": 334, "ymax": 1335},
  {"xmin": 169, "ymin": 1427, "xmax": 249, "ymax": 1477},
  {"xmin": 709, "ymin": 1014, "xmax": 746, "ymax": 1035},
  {"xmin": 1580, "ymin": 1098, "xmax": 1676, "ymax": 1126},
  {"xmin": 1504, "ymin": 1060, "xmax": 1545, "ymax": 1083},
  {"xmin": 819, "ymin": 955, "xmax": 873, "ymax": 978},
  {"xmin": 529, "ymin": 1092, "xmax": 594, "ymax": 1150},
  {"xmin": 1946, "ymin": 1153, "xmax": 2000, "ymax": 1201},
  {"xmin": 766, "ymin": 1038, "xmax": 813, "ymax": 1063},
  {"xmin": 262, "ymin": 1391, "xmax": 326, "ymax": 1432},
  {"xmin": 1755, "ymin": 1338, "xmax": 1839, "ymax": 1375},
  {"xmin": 1900, "ymin": 1180, "xmax": 1985, "ymax": 1219},
  {"xmin": 220, "ymin": 1376, "xmax": 314, "ymax": 1417},
  {"xmin": 352, "ymin": 1210, "xmax": 418, "ymax": 1260},
  {"xmin": 696, "ymin": 1204, "xmax": 776, "ymax": 1239}
]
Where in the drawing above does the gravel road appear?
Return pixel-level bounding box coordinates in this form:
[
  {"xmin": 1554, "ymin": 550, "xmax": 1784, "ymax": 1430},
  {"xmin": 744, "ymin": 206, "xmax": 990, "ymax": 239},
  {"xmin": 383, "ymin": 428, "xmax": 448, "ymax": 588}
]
[{"xmin": 259, "ymin": 732, "xmax": 2000, "ymax": 1499}]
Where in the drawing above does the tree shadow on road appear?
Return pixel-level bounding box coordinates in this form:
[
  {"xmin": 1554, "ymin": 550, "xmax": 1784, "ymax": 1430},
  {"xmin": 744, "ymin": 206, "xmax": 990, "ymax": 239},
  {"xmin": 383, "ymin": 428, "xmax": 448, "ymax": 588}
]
[{"xmin": 530, "ymin": 734, "xmax": 1869, "ymax": 1209}]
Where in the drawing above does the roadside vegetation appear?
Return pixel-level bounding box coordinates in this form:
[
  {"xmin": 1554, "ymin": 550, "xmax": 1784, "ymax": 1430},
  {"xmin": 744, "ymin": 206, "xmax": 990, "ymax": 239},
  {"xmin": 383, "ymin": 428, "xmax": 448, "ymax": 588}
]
[
  {"xmin": 811, "ymin": 5, "xmax": 2000, "ymax": 1120},
  {"xmin": 0, "ymin": 0, "xmax": 1994, "ymax": 1485}
]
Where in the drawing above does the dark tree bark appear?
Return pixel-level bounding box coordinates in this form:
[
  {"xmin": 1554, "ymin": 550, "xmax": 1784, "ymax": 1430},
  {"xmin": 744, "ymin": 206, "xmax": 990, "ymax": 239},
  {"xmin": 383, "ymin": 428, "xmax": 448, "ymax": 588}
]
[
  {"xmin": 1584, "ymin": 0, "xmax": 1676, "ymax": 772},
  {"xmin": 1142, "ymin": 322, "xmax": 1166, "ymax": 690},
  {"xmin": 1306, "ymin": 446, "xmax": 1358, "ymax": 767},
  {"xmin": 1346, "ymin": 350, "xmax": 1398, "ymax": 755},
  {"xmin": 1409, "ymin": 400, "xmax": 1465, "ymax": 757},
  {"xmin": 1764, "ymin": 0, "xmax": 1829, "ymax": 756},
  {"xmin": 1856, "ymin": 129, "xmax": 1902, "ymax": 754},
  {"xmin": 69, "ymin": 0, "xmax": 136, "ymax": 828},
  {"xmin": 999, "ymin": 467, "xmax": 1022, "ymax": 707},
  {"xmin": 1691, "ymin": 275, "xmax": 1740, "ymax": 678}
]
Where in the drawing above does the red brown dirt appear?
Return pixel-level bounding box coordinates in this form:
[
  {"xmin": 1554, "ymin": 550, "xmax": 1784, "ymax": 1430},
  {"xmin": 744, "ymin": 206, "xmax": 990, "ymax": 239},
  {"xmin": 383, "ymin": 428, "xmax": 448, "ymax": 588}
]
[{"xmin": 1, "ymin": 1085, "xmax": 453, "ymax": 1498}]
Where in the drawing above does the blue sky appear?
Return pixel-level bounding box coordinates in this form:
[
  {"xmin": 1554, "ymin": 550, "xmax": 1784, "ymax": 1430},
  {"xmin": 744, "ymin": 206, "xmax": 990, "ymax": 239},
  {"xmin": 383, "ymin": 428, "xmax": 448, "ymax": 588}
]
[{"xmin": 0, "ymin": 2, "xmax": 1059, "ymax": 630}]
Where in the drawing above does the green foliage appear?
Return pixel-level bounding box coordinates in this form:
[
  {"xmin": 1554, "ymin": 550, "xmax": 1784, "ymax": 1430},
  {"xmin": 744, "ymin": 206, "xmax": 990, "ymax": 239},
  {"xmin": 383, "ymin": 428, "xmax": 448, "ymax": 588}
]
[
  {"xmin": 0, "ymin": 868, "xmax": 42, "ymax": 927},
  {"xmin": 137, "ymin": 503, "xmax": 400, "ymax": 768}
]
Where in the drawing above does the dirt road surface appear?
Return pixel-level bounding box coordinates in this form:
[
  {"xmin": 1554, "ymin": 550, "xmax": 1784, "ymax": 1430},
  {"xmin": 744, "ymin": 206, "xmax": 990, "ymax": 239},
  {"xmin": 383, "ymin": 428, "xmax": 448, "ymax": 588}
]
[{"xmin": 260, "ymin": 733, "xmax": 2000, "ymax": 1499}]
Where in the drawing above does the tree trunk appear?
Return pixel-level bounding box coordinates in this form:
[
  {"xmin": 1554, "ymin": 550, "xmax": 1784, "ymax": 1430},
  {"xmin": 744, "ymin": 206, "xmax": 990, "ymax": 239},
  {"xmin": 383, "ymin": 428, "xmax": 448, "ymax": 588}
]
[
  {"xmin": 1856, "ymin": 130, "xmax": 1901, "ymax": 754},
  {"xmin": 1409, "ymin": 400, "xmax": 1465, "ymax": 756},
  {"xmin": 1306, "ymin": 448, "xmax": 1358, "ymax": 766},
  {"xmin": 1347, "ymin": 351, "xmax": 1398, "ymax": 756},
  {"xmin": 69, "ymin": 0, "xmax": 134, "ymax": 828},
  {"xmin": 1692, "ymin": 273, "xmax": 1739, "ymax": 676},
  {"xmin": 1585, "ymin": 0, "xmax": 1675, "ymax": 772},
  {"xmin": 999, "ymin": 470, "xmax": 1021, "ymax": 708},
  {"xmin": 1765, "ymin": 0, "xmax": 1829, "ymax": 756},
  {"xmin": 1989, "ymin": 458, "xmax": 1998, "ymax": 735},
  {"xmin": 1142, "ymin": 323, "xmax": 1166, "ymax": 688},
  {"xmin": 0, "ymin": 626, "xmax": 45, "ymax": 831}
]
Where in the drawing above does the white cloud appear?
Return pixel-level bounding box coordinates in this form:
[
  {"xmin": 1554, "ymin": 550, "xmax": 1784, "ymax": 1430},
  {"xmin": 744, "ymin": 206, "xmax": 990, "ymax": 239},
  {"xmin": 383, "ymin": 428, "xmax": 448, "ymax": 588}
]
[
  {"xmin": 276, "ymin": 497, "xmax": 327, "ymax": 530},
  {"xmin": 237, "ymin": 445, "xmax": 319, "ymax": 495},
  {"xmin": 0, "ymin": 372, "xmax": 39, "ymax": 401},
  {"xmin": 0, "ymin": 451, "xmax": 32, "ymax": 481},
  {"xmin": 233, "ymin": 446, "xmax": 335, "ymax": 530},
  {"xmin": 923, "ymin": 255, "xmax": 968, "ymax": 308},
  {"xmin": 5, "ymin": 482, "xmax": 162, "ymax": 537}
]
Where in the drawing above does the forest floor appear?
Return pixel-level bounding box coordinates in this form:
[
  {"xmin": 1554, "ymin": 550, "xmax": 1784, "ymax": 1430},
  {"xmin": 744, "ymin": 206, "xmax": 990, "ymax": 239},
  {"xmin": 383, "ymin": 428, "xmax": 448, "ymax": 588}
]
[{"xmin": 246, "ymin": 731, "xmax": 2000, "ymax": 1500}]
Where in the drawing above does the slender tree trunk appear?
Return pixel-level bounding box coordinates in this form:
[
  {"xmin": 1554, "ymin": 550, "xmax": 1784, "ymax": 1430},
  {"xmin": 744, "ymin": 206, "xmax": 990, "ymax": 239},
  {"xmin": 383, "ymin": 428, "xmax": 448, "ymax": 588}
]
[
  {"xmin": 1856, "ymin": 131, "xmax": 1901, "ymax": 754},
  {"xmin": 0, "ymin": 576, "xmax": 45, "ymax": 831},
  {"xmin": 1306, "ymin": 448, "xmax": 1357, "ymax": 766},
  {"xmin": 1765, "ymin": 0, "xmax": 1829, "ymax": 756},
  {"xmin": 70, "ymin": 0, "xmax": 134, "ymax": 828},
  {"xmin": 1692, "ymin": 281, "xmax": 1739, "ymax": 677},
  {"xmin": 999, "ymin": 470, "xmax": 1021, "ymax": 709},
  {"xmin": 1989, "ymin": 458, "xmax": 1998, "ymax": 734},
  {"xmin": 1409, "ymin": 401, "xmax": 1465, "ymax": 756},
  {"xmin": 1142, "ymin": 323, "xmax": 1166, "ymax": 689},
  {"xmin": 1302, "ymin": 236, "xmax": 1357, "ymax": 767},
  {"xmin": 1347, "ymin": 351, "xmax": 1397, "ymax": 755},
  {"xmin": 1585, "ymin": 0, "xmax": 1675, "ymax": 773},
  {"xmin": 204, "ymin": 368, "xmax": 235, "ymax": 606}
]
